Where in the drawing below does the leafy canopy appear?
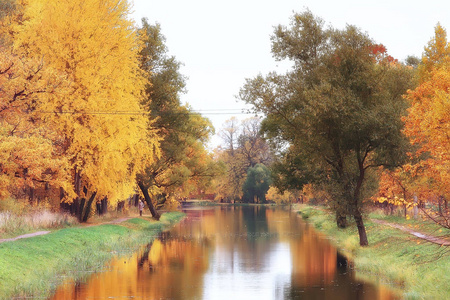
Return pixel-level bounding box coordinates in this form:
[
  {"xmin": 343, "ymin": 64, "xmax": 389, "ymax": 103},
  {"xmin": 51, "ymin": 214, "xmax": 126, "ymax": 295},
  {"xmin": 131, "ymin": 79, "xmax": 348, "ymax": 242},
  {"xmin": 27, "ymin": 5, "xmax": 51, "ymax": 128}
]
[
  {"xmin": 240, "ymin": 10, "xmax": 415, "ymax": 244},
  {"xmin": 137, "ymin": 19, "xmax": 216, "ymax": 202},
  {"xmin": 6, "ymin": 0, "xmax": 159, "ymax": 204}
]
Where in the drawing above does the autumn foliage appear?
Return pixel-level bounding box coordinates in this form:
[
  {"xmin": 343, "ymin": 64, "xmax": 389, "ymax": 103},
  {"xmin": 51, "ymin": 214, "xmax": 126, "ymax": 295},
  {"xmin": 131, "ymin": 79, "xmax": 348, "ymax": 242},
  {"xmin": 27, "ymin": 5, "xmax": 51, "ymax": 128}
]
[
  {"xmin": 374, "ymin": 24, "xmax": 450, "ymax": 226},
  {"xmin": 0, "ymin": 0, "xmax": 153, "ymax": 219},
  {"xmin": 0, "ymin": 46, "xmax": 72, "ymax": 200},
  {"xmin": 0, "ymin": 0, "xmax": 216, "ymax": 221}
]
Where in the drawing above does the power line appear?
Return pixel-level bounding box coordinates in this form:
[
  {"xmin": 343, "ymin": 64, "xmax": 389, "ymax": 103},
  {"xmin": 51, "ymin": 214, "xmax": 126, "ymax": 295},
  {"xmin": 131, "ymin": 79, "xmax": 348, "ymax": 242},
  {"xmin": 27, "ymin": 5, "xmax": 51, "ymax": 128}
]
[{"xmin": 35, "ymin": 109, "xmax": 254, "ymax": 116}]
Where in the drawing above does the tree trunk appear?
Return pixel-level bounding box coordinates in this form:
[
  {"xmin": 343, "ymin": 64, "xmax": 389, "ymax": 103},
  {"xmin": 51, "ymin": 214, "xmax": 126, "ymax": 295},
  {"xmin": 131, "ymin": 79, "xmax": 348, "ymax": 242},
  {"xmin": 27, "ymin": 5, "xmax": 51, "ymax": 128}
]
[
  {"xmin": 117, "ymin": 201, "xmax": 125, "ymax": 212},
  {"xmin": 413, "ymin": 194, "xmax": 419, "ymax": 219},
  {"xmin": 78, "ymin": 198, "xmax": 86, "ymax": 222},
  {"xmin": 353, "ymin": 210, "xmax": 368, "ymax": 246},
  {"xmin": 73, "ymin": 168, "xmax": 82, "ymax": 220},
  {"xmin": 71, "ymin": 198, "xmax": 78, "ymax": 216},
  {"xmin": 59, "ymin": 187, "xmax": 65, "ymax": 202},
  {"xmin": 335, "ymin": 197, "xmax": 348, "ymax": 228},
  {"xmin": 74, "ymin": 168, "xmax": 81, "ymax": 196},
  {"xmin": 336, "ymin": 211, "xmax": 348, "ymax": 228},
  {"xmin": 28, "ymin": 187, "xmax": 35, "ymax": 205},
  {"xmin": 137, "ymin": 181, "xmax": 160, "ymax": 220},
  {"xmin": 101, "ymin": 197, "xmax": 108, "ymax": 215},
  {"xmin": 352, "ymin": 158, "xmax": 368, "ymax": 246},
  {"xmin": 82, "ymin": 191, "xmax": 97, "ymax": 222},
  {"xmin": 96, "ymin": 201, "xmax": 102, "ymax": 215}
]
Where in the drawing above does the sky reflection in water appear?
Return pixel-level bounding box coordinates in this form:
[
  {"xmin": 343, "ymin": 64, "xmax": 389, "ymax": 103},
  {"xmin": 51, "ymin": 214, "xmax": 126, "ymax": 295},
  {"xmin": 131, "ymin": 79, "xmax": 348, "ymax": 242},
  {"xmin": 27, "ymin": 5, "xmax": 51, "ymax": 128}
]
[{"xmin": 51, "ymin": 206, "xmax": 399, "ymax": 299}]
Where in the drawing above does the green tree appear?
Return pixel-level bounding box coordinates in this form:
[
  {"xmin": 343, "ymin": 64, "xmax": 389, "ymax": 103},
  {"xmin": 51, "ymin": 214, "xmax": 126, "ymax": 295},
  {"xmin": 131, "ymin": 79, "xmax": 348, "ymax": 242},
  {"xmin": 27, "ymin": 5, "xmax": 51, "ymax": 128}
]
[
  {"xmin": 270, "ymin": 144, "xmax": 313, "ymax": 194},
  {"xmin": 239, "ymin": 10, "xmax": 414, "ymax": 246},
  {"xmin": 242, "ymin": 164, "xmax": 272, "ymax": 203},
  {"xmin": 137, "ymin": 19, "xmax": 217, "ymax": 214},
  {"xmin": 216, "ymin": 117, "xmax": 273, "ymax": 202}
]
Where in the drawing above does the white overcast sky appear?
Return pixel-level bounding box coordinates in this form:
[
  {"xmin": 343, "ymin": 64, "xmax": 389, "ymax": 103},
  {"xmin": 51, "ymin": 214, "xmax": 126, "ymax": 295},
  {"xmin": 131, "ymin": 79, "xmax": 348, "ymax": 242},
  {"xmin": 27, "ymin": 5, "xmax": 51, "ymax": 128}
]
[{"xmin": 130, "ymin": 0, "xmax": 450, "ymax": 149}]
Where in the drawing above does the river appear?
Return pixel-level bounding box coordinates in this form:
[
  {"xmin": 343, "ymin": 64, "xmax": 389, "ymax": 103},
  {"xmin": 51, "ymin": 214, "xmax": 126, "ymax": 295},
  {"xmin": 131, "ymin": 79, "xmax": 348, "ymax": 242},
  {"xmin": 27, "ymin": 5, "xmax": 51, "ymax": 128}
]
[{"xmin": 50, "ymin": 206, "xmax": 399, "ymax": 299}]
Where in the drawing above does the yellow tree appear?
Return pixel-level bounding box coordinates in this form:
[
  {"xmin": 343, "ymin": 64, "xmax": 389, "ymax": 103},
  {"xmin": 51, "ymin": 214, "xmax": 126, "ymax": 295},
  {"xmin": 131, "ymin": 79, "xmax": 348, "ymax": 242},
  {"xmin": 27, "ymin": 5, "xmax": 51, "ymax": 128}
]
[
  {"xmin": 0, "ymin": 46, "xmax": 72, "ymax": 200},
  {"xmin": 403, "ymin": 24, "xmax": 450, "ymax": 224},
  {"xmin": 418, "ymin": 23, "xmax": 450, "ymax": 82},
  {"xmin": 8, "ymin": 0, "xmax": 159, "ymax": 220}
]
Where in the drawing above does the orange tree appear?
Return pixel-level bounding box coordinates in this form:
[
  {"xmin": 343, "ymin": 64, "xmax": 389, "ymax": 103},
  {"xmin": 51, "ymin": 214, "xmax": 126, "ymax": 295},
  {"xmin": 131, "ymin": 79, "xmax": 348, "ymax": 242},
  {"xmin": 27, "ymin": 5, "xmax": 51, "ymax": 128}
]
[
  {"xmin": 373, "ymin": 167, "xmax": 417, "ymax": 217},
  {"xmin": 402, "ymin": 24, "xmax": 450, "ymax": 227}
]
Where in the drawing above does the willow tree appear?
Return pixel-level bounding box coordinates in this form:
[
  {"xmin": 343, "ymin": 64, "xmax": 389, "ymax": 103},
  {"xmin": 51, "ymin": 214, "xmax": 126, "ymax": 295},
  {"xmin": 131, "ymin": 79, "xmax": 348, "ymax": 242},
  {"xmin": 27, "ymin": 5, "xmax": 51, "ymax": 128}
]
[
  {"xmin": 240, "ymin": 11, "xmax": 414, "ymax": 246},
  {"xmin": 7, "ymin": 0, "xmax": 159, "ymax": 220}
]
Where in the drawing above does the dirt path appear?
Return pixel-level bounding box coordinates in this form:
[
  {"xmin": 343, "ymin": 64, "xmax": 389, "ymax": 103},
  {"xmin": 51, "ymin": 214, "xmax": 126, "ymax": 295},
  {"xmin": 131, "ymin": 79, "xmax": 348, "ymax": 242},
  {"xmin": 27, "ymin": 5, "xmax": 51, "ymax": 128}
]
[
  {"xmin": 372, "ymin": 219, "xmax": 450, "ymax": 246},
  {"xmin": 0, "ymin": 217, "xmax": 133, "ymax": 244},
  {"xmin": 108, "ymin": 217, "xmax": 131, "ymax": 224},
  {"xmin": 0, "ymin": 231, "xmax": 51, "ymax": 243}
]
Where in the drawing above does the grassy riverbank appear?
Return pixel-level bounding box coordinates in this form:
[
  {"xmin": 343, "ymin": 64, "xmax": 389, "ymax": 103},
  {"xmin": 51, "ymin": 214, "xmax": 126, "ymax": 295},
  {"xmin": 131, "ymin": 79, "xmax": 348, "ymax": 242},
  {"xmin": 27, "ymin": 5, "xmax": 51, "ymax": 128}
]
[
  {"xmin": 0, "ymin": 211, "xmax": 185, "ymax": 299},
  {"xmin": 296, "ymin": 204, "xmax": 449, "ymax": 299}
]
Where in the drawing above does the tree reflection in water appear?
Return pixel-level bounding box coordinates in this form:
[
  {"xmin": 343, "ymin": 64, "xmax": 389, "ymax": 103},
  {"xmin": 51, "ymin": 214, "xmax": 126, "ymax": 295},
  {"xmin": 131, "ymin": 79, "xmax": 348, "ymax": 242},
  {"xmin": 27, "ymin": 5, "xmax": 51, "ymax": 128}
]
[{"xmin": 51, "ymin": 206, "xmax": 399, "ymax": 300}]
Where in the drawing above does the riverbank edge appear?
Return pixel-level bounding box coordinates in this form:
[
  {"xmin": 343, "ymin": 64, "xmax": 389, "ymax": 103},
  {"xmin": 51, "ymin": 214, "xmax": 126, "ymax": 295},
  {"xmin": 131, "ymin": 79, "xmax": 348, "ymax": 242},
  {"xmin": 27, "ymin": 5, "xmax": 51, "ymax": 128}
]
[
  {"xmin": 295, "ymin": 204, "xmax": 449, "ymax": 299},
  {"xmin": 0, "ymin": 211, "xmax": 185, "ymax": 299}
]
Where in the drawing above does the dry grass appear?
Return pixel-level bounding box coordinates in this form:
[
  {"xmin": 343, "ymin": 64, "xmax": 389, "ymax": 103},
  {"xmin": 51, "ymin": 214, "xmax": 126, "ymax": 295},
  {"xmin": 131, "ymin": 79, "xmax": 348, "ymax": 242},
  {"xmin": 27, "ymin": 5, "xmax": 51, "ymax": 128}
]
[{"xmin": 0, "ymin": 198, "xmax": 77, "ymax": 238}]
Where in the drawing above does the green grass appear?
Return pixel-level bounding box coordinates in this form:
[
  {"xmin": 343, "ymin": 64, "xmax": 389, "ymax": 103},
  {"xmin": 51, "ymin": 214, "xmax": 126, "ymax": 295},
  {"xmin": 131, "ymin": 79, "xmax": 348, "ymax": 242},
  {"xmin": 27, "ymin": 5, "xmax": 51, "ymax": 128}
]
[
  {"xmin": 370, "ymin": 210, "xmax": 448, "ymax": 239},
  {"xmin": 0, "ymin": 212, "xmax": 185, "ymax": 299},
  {"xmin": 296, "ymin": 204, "xmax": 450, "ymax": 299}
]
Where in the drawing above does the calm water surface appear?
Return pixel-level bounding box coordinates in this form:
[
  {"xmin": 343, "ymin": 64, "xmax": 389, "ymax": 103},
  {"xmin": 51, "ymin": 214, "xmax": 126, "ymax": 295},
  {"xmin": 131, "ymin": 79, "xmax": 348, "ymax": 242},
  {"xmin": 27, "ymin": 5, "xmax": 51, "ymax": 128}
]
[{"xmin": 51, "ymin": 206, "xmax": 399, "ymax": 299}]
